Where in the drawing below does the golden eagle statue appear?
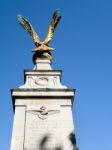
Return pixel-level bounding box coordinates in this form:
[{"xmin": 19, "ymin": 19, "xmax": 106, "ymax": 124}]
[{"xmin": 18, "ymin": 10, "xmax": 61, "ymax": 60}]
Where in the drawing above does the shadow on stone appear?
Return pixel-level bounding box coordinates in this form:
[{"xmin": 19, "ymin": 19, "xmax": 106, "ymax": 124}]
[
  {"xmin": 39, "ymin": 135, "xmax": 49, "ymax": 150},
  {"xmin": 39, "ymin": 134, "xmax": 63, "ymax": 150},
  {"xmin": 54, "ymin": 147, "xmax": 62, "ymax": 150},
  {"xmin": 38, "ymin": 133, "xmax": 79, "ymax": 150},
  {"xmin": 69, "ymin": 132, "xmax": 79, "ymax": 150},
  {"xmin": 69, "ymin": 132, "xmax": 76, "ymax": 146}
]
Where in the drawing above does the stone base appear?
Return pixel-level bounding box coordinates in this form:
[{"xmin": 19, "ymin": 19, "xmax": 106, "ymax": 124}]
[
  {"xmin": 10, "ymin": 88, "xmax": 76, "ymax": 150},
  {"xmin": 19, "ymin": 70, "xmax": 67, "ymax": 89},
  {"xmin": 33, "ymin": 58, "xmax": 52, "ymax": 70},
  {"xmin": 10, "ymin": 57, "xmax": 78, "ymax": 150}
]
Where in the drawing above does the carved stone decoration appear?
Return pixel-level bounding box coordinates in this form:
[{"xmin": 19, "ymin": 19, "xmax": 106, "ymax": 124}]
[
  {"xmin": 19, "ymin": 75, "xmax": 67, "ymax": 89},
  {"xmin": 35, "ymin": 77, "xmax": 48, "ymax": 86},
  {"xmin": 27, "ymin": 106, "xmax": 60, "ymax": 120}
]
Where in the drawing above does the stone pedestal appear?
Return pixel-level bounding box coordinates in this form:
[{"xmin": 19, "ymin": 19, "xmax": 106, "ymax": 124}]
[{"xmin": 10, "ymin": 58, "xmax": 78, "ymax": 150}]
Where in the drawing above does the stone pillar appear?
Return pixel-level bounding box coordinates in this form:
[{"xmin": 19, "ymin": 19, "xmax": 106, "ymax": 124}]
[
  {"xmin": 10, "ymin": 106, "xmax": 26, "ymax": 150},
  {"xmin": 10, "ymin": 58, "xmax": 78, "ymax": 150}
]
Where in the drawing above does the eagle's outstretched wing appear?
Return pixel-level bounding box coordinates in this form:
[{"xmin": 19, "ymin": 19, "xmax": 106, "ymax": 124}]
[
  {"xmin": 18, "ymin": 15, "xmax": 41, "ymax": 45},
  {"xmin": 44, "ymin": 10, "xmax": 61, "ymax": 45}
]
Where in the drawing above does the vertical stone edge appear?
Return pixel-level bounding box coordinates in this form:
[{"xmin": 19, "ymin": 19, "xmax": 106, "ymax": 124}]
[{"xmin": 10, "ymin": 105, "xmax": 26, "ymax": 150}]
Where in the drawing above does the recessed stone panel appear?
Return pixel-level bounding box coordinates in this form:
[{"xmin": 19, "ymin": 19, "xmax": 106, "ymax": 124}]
[{"xmin": 24, "ymin": 105, "xmax": 62, "ymax": 150}]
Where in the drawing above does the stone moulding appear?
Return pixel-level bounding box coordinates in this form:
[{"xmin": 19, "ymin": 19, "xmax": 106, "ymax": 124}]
[
  {"xmin": 11, "ymin": 88, "xmax": 75, "ymax": 111},
  {"xmin": 19, "ymin": 70, "xmax": 67, "ymax": 89}
]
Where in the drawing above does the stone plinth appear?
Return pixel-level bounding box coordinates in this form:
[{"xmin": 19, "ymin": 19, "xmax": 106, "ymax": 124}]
[
  {"xmin": 33, "ymin": 58, "xmax": 52, "ymax": 70},
  {"xmin": 10, "ymin": 58, "xmax": 78, "ymax": 150},
  {"xmin": 19, "ymin": 70, "xmax": 67, "ymax": 89}
]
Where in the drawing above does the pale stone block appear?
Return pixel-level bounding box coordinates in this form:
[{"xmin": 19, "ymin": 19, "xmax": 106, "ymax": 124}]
[
  {"xmin": 15, "ymin": 98, "xmax": 72, "ymax": 106},
  {"xmin": 24, "ymin": 105, "xmax": 62, "ymax": 150},
  {"xmin": 19, "ymin": 70, "xmax": 67, "ymax": 89},
  {"xmin": 11, "ymin": 61, "xmax": 77, "ymax": 149},
  {"xmin": 34, "ymin": 58, "xmax": 52, "ymax": 70},
  {"xmin": 12, "ymin": 89, "xmax": 74, "ymax": 97},
  {"xmin": 10, "ymin": 106, "xmax": 26, "ymax": 150}
]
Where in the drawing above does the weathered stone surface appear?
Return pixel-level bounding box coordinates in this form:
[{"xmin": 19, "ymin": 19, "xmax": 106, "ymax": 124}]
[
  {"xmin": 24, "ymin": 105, "xmax": 62, "ymax": 149},
  {"xmin": 10, "ymin": 106, "xmax": 26, "ymax": 150},
  {"xmin": 19, "ymin": 70, "xmax": 67, "ymax": 89},
  {"xmin": 33, "ymin": 58, "xmax": 52, "ymax": 70},
  {"xmin": 10, "ymin": 58, "xmax": 77, "ymax": 150},
  {"xmin": 11, "ymin": 89, "xmax": 75, "ymax": 150}
]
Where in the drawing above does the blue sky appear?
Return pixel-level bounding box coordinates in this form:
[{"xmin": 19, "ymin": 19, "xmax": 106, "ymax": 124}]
[{"xmin": 0, "ymin": 0, "xmax": 112, "ymax": 149}]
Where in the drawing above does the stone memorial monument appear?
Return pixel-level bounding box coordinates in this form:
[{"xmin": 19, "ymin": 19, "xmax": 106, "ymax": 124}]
[{"xmin": 10, "ymin": 11, "xmax": 78, "ymax": 150}]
